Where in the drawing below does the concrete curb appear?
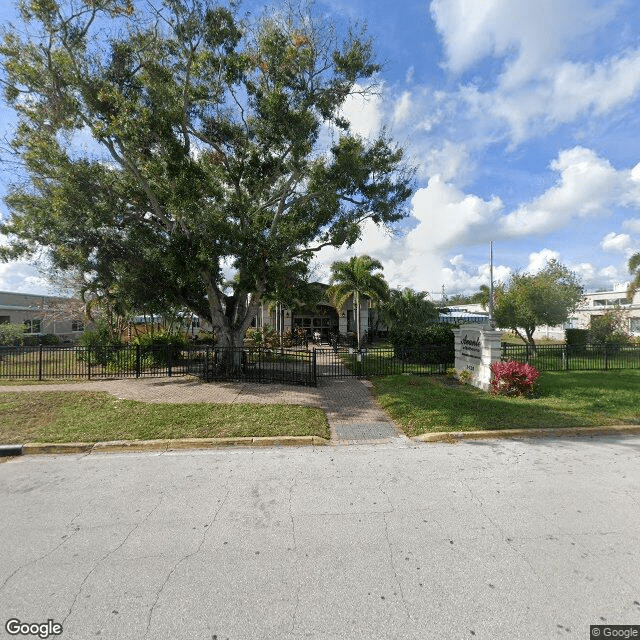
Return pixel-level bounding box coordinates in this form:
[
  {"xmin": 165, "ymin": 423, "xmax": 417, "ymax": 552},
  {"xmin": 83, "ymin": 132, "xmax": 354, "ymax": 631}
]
[
  {"xmin": 15, "ymin": 435, "xmax": 329, "ymax": 455},
  {"xmin": 414, "ymin": 424, "xmax": 640, "ymax": 443}
]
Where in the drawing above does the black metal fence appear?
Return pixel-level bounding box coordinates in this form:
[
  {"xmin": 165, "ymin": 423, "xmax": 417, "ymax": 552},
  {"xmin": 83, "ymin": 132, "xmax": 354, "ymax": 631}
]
[
  {"xmin": 0, "ymin": 344, "xmax": 191, "ymax": 380},
  {"xmin": 0, "ymin": 343, "xmax": 455, "ymax": 385},
  {"xmin": 501, "ymin": 343, "xmax": 640, "ymax": 371},
  {"xmin": 188, "ymin": 346, "xmax": 316, "ymax": 386},
  {"xmin": 3, "ymin": 342, "xmax": 637, "ymax": 384}
]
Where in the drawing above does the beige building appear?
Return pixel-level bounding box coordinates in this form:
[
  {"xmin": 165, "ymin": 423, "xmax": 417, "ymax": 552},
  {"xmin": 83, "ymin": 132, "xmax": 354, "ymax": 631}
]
[{"xmin": 0, "ymin": 290, "xmax": 87, "ymax": 342}]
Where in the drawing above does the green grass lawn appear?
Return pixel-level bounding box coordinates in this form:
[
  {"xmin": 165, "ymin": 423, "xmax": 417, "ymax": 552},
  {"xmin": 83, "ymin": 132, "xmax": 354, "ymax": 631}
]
[
  {"xmin": 0, "ymin": 391, "xmax": 329, "ymax": 444},
  {"xmin": 373, "ymin": 370, "xmax": 640, "ymax": 436}
]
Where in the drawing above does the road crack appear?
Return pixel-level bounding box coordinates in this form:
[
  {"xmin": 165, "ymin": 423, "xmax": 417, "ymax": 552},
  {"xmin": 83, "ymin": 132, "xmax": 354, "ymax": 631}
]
[{"xmin": 144, "ymin": 487, "xmax": 230, "ymax": 638}]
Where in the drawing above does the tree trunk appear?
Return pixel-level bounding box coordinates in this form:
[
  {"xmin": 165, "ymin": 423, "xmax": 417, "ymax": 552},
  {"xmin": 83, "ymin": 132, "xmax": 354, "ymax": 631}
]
[{"xmin": 202, "ymin": 273, "xmax": 264, "ymax": 375}]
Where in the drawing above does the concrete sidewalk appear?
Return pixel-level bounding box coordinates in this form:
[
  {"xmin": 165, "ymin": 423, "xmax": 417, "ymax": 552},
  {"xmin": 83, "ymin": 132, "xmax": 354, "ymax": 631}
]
[{"xmin": 0, "ymin": 376, "xmax": 403, "ymax": 445}]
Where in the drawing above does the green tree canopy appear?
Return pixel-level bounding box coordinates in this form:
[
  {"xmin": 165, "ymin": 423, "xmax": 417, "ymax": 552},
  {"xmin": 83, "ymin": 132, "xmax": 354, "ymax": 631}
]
[
  {"xmin": 327, "ymin": 254, "xmax": 389, "ymax": 346},
  {"xmin": 377, "ymin": 287, "xmax": 439, "ymax": 331},
  {"xmin": 493, "ymin": 259, "xmax": 583, "ymax": 347},
  {"xmin": 0, "ymin": 0, "xmax": 413, "ymax": 356}
]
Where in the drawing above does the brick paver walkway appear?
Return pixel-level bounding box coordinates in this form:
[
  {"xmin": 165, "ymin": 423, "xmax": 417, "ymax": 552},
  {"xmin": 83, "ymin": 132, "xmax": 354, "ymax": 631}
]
[{"xmin": 0, "ymin": 376, "xmax": 405, "ymax": 444}]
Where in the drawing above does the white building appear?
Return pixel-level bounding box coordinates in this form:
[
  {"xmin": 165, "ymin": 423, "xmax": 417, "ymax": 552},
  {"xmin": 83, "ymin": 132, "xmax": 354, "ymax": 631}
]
[
  {"xmin": 451, "ymin": 284, "xmax": 640, "ymax": 341},
  {"xmin": 569, "ymin": 284, "xmax": 640, "ymax": 337}
]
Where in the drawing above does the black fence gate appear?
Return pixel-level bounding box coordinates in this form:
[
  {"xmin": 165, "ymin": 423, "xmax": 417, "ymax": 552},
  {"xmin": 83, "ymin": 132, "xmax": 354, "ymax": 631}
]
[
  {"xmin": 313, "ymin": 345, "xmax": 454, "ymax": 379},
  {"xmin": 314, "ymin": 346, "xmax": 357, "ymax": 378}
]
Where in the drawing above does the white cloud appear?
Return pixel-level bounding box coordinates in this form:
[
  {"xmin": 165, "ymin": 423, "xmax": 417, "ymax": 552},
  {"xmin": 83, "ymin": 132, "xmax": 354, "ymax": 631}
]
[
  {"xmin": 408, "ymin": 176, "xmax": 502, "ymax": 251},
  {"xmin": 0, "ymin": 260, "xmax": 50, "ymax": 294},
  {"xmin": 392, "ymin": 91, "xmax": 413, "ymax": 126},
  {"xmin": 430, "ymin": 0, "xmax": 618, "ymax": 79},
  {"xmin": 338, "ymin": 86, "xmax": 383, "ymax": 140},
  {"xmin": 500, "ymin": 147, "xmax": 632, "ymax": 237},
  {"xmin": 430, "ymin": 0, "xmax": 640, "ymax": 143},
  {"xmin": 473, "ymin": 51, "xmax": 640, "ymax": 142},
  {"xmin": 405, "ymin": 66, "xmax": 415, "ymax": 84},
  {"xmin": 601, "ymin": 232, "xmax": 633, "ymax": 254},
  {"xmin": 622, "ymin": 218, "xmax": 640, "ymax": 234},
  {"xmin": 572, "ymin": 262, "xmax": 596, "ymax": 283},
  {"xmin": 526, "ymin": 249, "xmax": 560, "ymax": 274},
  {"xmin": 423, "ymin": 141, "xmax": 472, "ymax": 183}
]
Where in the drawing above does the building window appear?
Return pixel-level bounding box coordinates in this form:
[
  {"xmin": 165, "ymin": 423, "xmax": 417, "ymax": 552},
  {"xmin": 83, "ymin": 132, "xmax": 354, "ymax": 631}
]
[
  {"xmin": 24, "ymin": 319, "xmax": 42, "ymax": 334},
  {"xmin": 72, "ymin": 320, "xmax": 84, "ymax": 332},
  {"xmin": 630, "ymin": 318, "xmax": 640, "ymax": 334},
  {"xmin": 0, "ymin": 316, "xmax": 10, "ymax": 324}
]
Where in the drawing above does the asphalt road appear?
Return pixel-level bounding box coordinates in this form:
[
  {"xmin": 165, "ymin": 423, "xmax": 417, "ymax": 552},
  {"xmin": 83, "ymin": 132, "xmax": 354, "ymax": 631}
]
[{"xmin": 1, "ymin": 436, "xmax": 639, "ymax": 640}]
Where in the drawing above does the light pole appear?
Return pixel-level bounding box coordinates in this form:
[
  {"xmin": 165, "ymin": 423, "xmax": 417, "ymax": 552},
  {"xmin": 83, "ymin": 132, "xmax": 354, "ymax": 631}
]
[{"xmin": 489, "ymin": 241, "xmax": 496, "ymax": 328}]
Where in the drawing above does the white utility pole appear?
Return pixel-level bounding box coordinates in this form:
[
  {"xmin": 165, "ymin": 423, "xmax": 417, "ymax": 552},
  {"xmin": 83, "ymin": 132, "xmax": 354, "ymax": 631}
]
[{"xmin": 489, "ymin": 241, "xmax": 495, "ymax": 328}]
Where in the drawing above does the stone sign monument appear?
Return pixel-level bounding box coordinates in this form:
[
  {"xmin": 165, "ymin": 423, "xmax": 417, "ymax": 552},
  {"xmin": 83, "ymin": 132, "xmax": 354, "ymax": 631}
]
[{"xmin": 453, "ymin": 324, "xmax": 503, "ymax": 391}]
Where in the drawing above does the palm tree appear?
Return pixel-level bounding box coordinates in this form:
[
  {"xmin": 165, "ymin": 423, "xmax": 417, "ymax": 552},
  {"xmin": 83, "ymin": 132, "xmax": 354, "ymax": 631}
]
[
  {"xmin": 327, "ymin": 255, "xmax": 389, "ymax": 348},
  {"xmin": 628, "ymin": 253, "xmax": 640, "ymax": 300},
  {"xmin": 377, "ymin": 287, "xmax": 439, "ymax": 330}
]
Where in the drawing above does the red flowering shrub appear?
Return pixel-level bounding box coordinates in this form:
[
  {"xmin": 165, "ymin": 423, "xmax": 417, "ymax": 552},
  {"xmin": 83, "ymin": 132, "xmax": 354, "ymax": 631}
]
[{"xmin": 490, "ymin": 361, "xmax": 540, "ymax": 397}]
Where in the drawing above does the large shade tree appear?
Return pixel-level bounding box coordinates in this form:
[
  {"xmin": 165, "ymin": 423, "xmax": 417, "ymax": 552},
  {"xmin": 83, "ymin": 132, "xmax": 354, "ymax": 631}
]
[
  {"xmin": 0, "ymin": 0, "xmax": 413, "ymax": 363},
  {"xmin": 493, "ymin": 259, "xmax": 583, "ymax": 348},
  {"xmin": 327, "ymin": 254, "xmax": 388, "ymax": 347}
]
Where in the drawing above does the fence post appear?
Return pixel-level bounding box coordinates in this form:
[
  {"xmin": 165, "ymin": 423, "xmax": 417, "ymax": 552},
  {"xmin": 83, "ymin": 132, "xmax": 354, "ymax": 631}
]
[
  {"xmin": 604, "ymin": 344, "xmax": 608, "ymax": 371},
  {"xmin": 312, "ymin": 348, "xmax": 317, "ymax": 386},
  {"xmin": 87, "ymin": 346, "xmax": 91, "ymax": 380},
  {"xmin": 135, "ymin": 344, "xmax": 141, "ymax": 378},
  {"xmin": 38, "ymin": 344, "xmax": 43, "ymax": 381},
  {"xmin": 168, "ymin": 344, "xmax": 173, "ymax": 377}
]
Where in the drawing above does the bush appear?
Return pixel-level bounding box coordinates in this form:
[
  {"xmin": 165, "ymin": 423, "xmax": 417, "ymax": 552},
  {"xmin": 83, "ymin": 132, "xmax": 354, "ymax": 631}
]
[
  {"xmin": 131, "ymin": 332, "xmax": 189, "ymax": 366},
  {"xmin": 40, "ymin": 333, "xmax": 60, "ymax": 345},
  {"xmin": 77, "ymin": 325, "xmax": 123, "ymax": 365},
  {"xmin": 0, "ymin": 322, "xmax": 26, "ymax": 346},
  {"xmin": 565, "ymin": 328, "xmax": 589, "ymax": 349},
  {"xmin": 389, "ymin": 324, "xmax": 455, "ymax": 363},
  {"xmin": 490, "ymin": 361, "xmax": 540, "ymax": 397},
  {"xmin": 193, "ymin": 330, "xmax": 216, "ymax": 345},
  {"xmin": 590, "ymin": 311, "xmax": 630, "ymax": 351}
]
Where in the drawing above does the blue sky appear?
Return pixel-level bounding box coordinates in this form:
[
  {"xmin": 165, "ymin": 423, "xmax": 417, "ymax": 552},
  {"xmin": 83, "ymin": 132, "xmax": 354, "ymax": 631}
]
[{"xmin": 1, "ymin": 0, "xmax": 640, "ymax": 299}]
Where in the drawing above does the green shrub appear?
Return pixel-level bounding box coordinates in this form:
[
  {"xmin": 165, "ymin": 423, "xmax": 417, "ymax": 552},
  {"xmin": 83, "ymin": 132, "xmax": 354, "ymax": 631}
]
[
  {"xmin": 105, "ymin": 349, "xmax": 154, "ymax": 373},
  {"xmin": 0, "ymin": 323, "xmax": 26, "ymax": 346},
  {"xmin": 565, "ymin": 328, "xmax": 588, "ymax": 348},
  {"xmin": 131, "ymin": 332, "xmax": 188, "ymax": 365},
  {"xmin": 77, "ymin": 326, "xmax": 123, "ymax": 365},
  {"xmin": 590, "ymin": 311, "xmax": 630, "ymax": 351},
  {"xmin": 389, "ymin": 324, "xmax": 455, "ymax": 363},
  {"xmin": 194, "ymin": 331, "xmax": 216, "ymax": 345},
  {"xmin": 40, "ymin": 333, "xmax": 60, "ymax": 345}
]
